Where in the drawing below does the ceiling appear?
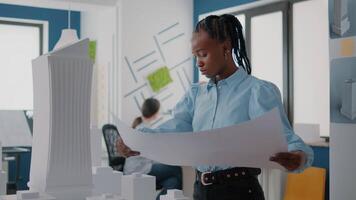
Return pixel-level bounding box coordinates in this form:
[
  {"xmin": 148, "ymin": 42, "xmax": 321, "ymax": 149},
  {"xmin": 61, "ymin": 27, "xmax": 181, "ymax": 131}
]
[
  {"xmin": 51, "ymin": 0, "xmax": 118, "ymax": 6},
  {"xmin": 0, "ymin": 0, "xmax": 118, "ymax": 11}
]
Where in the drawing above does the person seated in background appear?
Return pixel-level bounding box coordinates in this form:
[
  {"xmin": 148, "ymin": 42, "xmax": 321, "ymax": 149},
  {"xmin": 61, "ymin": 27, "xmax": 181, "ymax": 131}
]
[{"xmin": 117, "ymin": 98, "xmax": 182, "ymax": 200}]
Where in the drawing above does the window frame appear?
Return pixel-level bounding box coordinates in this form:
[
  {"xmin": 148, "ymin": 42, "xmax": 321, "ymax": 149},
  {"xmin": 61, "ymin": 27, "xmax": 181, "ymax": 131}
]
[
  {"xmin": 0, "ymin": 19, "xmax": 44, "ymax": 111},
  {"xmin": 229, "ymin": 1, "xmax": 291, "ymax": 120},
  {"xmin": 197, "ymin": 0, "xmax": 311, "ymax": 123},
  {"xmin": 0, "ymin": 20, "xmax": 44, "ymax": 56}
]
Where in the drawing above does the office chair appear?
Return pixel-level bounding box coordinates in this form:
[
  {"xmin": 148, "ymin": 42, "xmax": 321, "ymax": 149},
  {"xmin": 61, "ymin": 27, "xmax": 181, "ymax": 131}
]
[
  {"xmin": 102, "ymin": 124, "xmax": 126, "ymax": 171},
  {"xmin": 283, "ymin": 167, "xmax": 326, "ymax": 200},
  {"xmin": 102, "ymin": 124, "xmax": 165, "ymax": 195}
]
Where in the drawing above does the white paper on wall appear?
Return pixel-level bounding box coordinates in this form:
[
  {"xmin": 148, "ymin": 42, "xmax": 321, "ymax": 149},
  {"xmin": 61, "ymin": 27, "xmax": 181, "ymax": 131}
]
[
  {"xmin": 113, "ymin": 108, "xmax": 288, "ymax": 169},
  {"xmin": 120, "ymin": 0, "xmax": 194, "ymax": 128}
]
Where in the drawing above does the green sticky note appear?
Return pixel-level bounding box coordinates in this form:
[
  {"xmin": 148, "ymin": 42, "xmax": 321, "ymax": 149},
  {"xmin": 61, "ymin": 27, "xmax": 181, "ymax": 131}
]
[
  {"xmin": 89, "ymin": 41, "xmax": 96, "ymax": 62},
  {"xmin": 147, "ymin": 67, "xmax": 173, "ymax": 92}
]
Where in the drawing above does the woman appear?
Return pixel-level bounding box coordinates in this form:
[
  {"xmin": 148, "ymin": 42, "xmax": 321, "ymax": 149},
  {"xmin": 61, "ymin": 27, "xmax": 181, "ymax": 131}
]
[
  {"xmin": 118, "ymin": 14, "xmax": 313, "ymax": 200},
  {"xmin": 119, "ymin": 98, "xmax": 182, "ymax": 200}
]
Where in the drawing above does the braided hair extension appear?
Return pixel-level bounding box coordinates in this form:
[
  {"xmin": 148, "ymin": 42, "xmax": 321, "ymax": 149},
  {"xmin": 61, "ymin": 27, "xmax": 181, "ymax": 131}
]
[{"xmin": 195, "ymin": 14, "xmax": 251, "ymax": 74}]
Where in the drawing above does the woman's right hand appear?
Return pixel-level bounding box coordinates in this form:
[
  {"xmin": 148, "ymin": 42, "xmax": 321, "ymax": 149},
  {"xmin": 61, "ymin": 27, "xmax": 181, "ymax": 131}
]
[{"xmin": 116, "ymin": 138, "xmax": 140, "ymax": 158}]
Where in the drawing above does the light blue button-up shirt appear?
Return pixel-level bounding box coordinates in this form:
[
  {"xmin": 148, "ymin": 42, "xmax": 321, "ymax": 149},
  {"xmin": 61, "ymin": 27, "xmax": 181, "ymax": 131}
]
[{"xmin": 140, "ymin": 68, "xmax": 314, "ymax": 173}]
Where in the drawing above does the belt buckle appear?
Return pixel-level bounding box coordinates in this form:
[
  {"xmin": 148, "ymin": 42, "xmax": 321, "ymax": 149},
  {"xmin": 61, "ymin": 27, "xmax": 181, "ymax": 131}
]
[{"xmin": 201, "ymin": 171, "xmax": 213, "ymax": 186}]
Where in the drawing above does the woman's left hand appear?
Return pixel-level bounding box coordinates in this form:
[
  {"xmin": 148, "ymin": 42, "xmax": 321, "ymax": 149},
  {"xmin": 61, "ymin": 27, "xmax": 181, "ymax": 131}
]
[{"xmin": 270, "ymin": 151, "xmax": 306, "ymax": 171}]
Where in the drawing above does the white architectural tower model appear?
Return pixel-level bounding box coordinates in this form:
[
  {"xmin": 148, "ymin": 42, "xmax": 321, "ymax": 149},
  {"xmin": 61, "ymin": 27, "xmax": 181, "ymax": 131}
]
[
  {"xmin": 29, "ymin": 39, "xmax": 94, "ymax": 200},
  {"xmin": 332, "ymin": 0, "xmax": 350, "ymax": 36}
]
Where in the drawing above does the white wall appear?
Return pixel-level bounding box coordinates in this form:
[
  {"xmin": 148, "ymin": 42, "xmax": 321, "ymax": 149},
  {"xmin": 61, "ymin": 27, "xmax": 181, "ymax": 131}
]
[
  {"xmin": 119, "ymin": 0, "xmax": 194, "ymax": 125},
  {"xmin": 81, "ymin": 6, "xmax": 117, "ymax": 127},
  {"xmin": 80, "ymin": 5, "xmax": 118, "ymax": 166},
  {"xmin": 118, "ymin": 1, "xmax": 194, "ymax": 197},
  {"xmin": 81, "ymin": 0, "xmax": 194, "ymax": 175},
  {"xmin": 330, "ymin": 123, "xmax": 356, "ymax": 200},
  {"xmin": 293, "ymin": 0, "xmax": 330, "ymax": 138}
]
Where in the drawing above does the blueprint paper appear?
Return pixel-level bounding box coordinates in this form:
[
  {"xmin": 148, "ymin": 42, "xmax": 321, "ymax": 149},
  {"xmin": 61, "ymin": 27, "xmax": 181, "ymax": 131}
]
[{"xmin": 113, "ymin": 108, "xmax": 288, "ymax": 169}]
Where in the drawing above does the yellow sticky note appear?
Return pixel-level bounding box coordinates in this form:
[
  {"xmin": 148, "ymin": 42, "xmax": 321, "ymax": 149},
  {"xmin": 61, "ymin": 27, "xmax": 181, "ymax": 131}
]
[{"xmin": 340, "ymin": 38, "xmax": 354, "ymax": 57}]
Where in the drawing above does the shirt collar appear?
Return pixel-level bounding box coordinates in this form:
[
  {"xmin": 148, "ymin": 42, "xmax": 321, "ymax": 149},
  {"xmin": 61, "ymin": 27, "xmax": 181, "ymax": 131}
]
[{"xmin": 206, "ymin": 67, "xmax": 248, "ymax": 90}]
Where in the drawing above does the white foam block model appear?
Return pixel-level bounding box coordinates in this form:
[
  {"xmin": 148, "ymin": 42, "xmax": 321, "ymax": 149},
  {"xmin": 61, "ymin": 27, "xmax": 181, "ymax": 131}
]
[
  {"xmin": 332, "ymin": 0, "xmax": 350, "ymax": 36},
  {"xmin": 159, "ymin": 190, "xmax": 189, "ymax": 200},
  {"xmin": 341, "ymin": 79, "xmax": 356, "ymax": 120},
  {"xmin": 121, "ymin": 173, "xmax": 155, "ymax": 200},
  {"xmin": 92, "ymin": 166, "xmax": 122, "ymax": 195},
  {"xmin": 28, "ymin": 39, "xmax": 94, "ymax": 200},
  {"xmin": 0, "ymin": 142, "xmax": 6, "ymax": 195},
  {"xmin": 0, "ymin": 141, "xmax": 2, "ymax": 169},
  {"xmin": 0, "ymin": 171, "xmax": 7, "ymax": 195},
  {"xmin": 16, "ymin": 191, "xmax": 55, "ymax": 200},
  {"xmin": 86, "ymin": 194, "xmax": 125, "ymax": 200}
]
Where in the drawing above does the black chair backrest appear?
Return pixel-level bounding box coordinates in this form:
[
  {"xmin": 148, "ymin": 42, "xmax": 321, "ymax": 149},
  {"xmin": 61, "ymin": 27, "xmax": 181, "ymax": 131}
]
[{"xmin": 102, "ymin": 124, "xmax": 125, "ymax": 171}]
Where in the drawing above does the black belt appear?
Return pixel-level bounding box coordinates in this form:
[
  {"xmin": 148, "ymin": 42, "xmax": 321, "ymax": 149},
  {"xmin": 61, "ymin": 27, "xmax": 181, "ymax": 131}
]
[{"xmin": 196, "ymin": 167, "xmax": 261, "ymax": 186}]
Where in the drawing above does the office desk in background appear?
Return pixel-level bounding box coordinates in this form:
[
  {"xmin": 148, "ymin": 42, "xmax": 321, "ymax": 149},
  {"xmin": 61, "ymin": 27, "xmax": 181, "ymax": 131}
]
[
  {"xmin": 2, "ymin": 147, "xmax": 31, "ymax": 194},
  {"xmin": 0, "ymin": 111, "xmax": 33, "ymax": 194}
]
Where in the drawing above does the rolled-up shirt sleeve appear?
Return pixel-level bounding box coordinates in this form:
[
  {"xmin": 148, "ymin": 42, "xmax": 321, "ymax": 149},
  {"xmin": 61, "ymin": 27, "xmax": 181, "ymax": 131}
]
[{"xmin": 248, "ymin": 81, "xmax": 314, "ymax": 173}]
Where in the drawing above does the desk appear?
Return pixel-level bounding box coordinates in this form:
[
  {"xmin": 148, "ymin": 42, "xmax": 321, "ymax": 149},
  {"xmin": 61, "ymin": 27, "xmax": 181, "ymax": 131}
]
[
  {"xmin": 2, "ymin": 147, "xmax": 31, "ymax": 194},
  {"xmin": 0, "ymin": 194, "xmax": 15, "ymax": 200}
]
